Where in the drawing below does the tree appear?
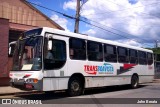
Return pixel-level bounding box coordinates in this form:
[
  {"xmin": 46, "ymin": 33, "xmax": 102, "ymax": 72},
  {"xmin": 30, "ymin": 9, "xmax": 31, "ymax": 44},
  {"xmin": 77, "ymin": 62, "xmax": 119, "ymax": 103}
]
[{"xmin": 147, "ymin": 48, "xmax": 160, "ymax": 54}]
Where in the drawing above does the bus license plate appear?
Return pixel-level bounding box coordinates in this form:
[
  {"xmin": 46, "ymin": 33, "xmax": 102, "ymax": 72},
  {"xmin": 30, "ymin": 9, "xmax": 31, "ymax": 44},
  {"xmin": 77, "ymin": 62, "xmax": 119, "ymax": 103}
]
[{"xmin": 26, "ymin": 84, "xmax": 33, "ymax": 89}]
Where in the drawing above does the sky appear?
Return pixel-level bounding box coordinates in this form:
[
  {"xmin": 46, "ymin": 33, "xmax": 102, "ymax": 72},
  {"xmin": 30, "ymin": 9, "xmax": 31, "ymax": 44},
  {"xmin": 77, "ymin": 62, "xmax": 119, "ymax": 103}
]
[{"xmin": 27, "ymin": 0, "xmax": 160, "ymax": 48}]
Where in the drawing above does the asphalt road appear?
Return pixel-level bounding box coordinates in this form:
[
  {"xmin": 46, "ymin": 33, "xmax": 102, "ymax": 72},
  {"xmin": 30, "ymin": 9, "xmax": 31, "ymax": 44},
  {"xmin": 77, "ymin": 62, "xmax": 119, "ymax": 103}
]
[{"xmin": 1, "ymin": 82, "xmax": 160, "ymax": 107}]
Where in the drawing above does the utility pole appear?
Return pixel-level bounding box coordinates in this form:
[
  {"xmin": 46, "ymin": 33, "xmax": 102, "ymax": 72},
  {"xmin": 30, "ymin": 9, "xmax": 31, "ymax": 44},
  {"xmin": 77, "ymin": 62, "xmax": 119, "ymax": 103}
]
[
  {"xmin": 74, "ymin": 0, "xmax": 80, "ymax": 33},
  {"xmin": 155, "ymin": 40, "xmax": 159, "ymax": 48}
]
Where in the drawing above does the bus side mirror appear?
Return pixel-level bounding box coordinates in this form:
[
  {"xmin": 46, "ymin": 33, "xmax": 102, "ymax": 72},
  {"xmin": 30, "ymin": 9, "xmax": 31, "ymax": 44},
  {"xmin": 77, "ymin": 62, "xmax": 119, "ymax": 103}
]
[
  {"xmin": 9, "ymin": 47, "xmax": 12, "ymax": 57},
  {"xmin": 8, "ymin": 42, "xmax": 16, "ymax": 57},
  {"xmin": 48, "ymin": 40, "xmax": 52, "ymax": 51}
]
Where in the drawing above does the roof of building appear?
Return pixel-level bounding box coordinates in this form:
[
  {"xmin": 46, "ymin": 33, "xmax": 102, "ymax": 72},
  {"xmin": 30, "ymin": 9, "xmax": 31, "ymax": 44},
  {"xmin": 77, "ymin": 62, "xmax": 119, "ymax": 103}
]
[{"xmin": 22, "ymin": 0, "xmax": 64, "ymax": 30}]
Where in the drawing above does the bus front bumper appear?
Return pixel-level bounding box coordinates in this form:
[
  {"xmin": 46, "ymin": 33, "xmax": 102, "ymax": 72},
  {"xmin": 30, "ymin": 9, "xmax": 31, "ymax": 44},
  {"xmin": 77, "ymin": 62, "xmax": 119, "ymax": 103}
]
[{"xmin": 10, "ymin": 78, "xmax": 42, "ymax": 91}]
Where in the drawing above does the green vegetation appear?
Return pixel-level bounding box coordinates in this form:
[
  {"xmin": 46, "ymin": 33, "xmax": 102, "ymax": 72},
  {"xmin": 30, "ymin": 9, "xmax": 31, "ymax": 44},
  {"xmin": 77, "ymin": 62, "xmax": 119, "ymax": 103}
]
[
  {"xmin": 147, "ymin": 48, "xmax": 160, "ymax": 54},
  {"xmin": 153, "ymin": 48, "xmax": 160, "ymax": 54},
  {"xmin": 146, "ymin": 48, "xmax": 160, "ymax": 61}
]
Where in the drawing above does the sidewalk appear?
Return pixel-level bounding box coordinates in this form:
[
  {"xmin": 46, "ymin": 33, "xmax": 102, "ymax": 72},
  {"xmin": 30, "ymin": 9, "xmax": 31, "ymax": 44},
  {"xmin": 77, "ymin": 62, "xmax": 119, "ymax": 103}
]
[{"xmin": 0, "ymin": 86, "xmax": 30, "ymax": 96}]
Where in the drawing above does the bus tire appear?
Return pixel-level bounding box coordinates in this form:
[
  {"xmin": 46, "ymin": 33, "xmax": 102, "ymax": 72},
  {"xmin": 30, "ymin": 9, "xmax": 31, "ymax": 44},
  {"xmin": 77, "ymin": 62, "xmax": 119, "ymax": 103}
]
[
  {"xmin": 131, "ymin": 75, "xmax": 139, "ymax": 89},
  {"xmin": 68, "ymin": 77, "xmax": 83, "ymax": 96}
]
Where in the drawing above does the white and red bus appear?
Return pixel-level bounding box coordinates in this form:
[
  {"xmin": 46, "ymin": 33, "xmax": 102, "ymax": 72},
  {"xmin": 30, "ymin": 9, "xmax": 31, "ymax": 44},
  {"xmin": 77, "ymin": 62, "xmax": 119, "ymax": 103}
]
[{"xmin": 10, "ymin": 27, "xmax": 154, "ymax": 96}]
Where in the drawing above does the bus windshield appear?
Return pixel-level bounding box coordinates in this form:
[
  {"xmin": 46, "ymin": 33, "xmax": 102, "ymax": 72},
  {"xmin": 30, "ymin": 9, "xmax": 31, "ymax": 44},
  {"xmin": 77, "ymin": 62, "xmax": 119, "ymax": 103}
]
[{"xmin": 12, "ymin": 36, "xmax": 43, "ymax": 71}]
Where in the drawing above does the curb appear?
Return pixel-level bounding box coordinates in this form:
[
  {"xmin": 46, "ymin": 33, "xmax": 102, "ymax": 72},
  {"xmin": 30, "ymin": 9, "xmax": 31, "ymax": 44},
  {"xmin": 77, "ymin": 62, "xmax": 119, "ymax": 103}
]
[
  {"xmin": 0, "ymin": 92, "xmax": 31, "ymax": 96},
  {"xmin": 153, "ymin": 79, "xmax": 160, "ymax": 83},
  {"xmin": 0, "ymin": 91, "xmax": 41, "ymax": 96}
]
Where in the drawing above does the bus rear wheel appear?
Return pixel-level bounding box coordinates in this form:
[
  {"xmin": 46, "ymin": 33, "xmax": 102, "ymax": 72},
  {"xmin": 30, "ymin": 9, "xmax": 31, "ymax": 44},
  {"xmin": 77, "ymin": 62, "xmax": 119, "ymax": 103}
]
[
  {"xmin": 68, "ymin": 77, "xmax": 83, "ymax": 96},
  {"xmin": 131, "ymin": 75, "xmax": 139, "ymax": 89}
]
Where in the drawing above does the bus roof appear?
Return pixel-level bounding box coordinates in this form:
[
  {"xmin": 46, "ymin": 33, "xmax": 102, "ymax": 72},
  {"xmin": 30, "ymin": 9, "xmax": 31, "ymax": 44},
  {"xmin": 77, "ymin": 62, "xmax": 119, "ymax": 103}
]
[{"xmin": 40, "ymin": 27, "xmax": 153, "ymax": 53}]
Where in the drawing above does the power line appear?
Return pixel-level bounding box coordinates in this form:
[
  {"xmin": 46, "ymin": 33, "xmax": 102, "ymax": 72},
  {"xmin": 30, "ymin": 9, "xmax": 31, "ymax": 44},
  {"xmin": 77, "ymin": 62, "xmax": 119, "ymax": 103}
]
[
  {"xmin": 0, "ymin": 0, "xmax": 155, "ymax": 47},
  {"xmin": 80, "ymin": 19, "xmax": 134, "ymax": 39},
  {"xmin": 2, "ymin": 2, "xmax": 158, "ymax": 26},
  {"xmin": 26, "ymin": 0, "xmax": 77, "ymax": 20},
  {"xmin": 84, "ymin": 14, "xmax": 160, "ymax": 28},
  {"xmin": 103, "ymin": 0, "xmax": 122, "ymax": 6},
  {"xmin": 79, "ymin": 0, "xmax": 160, "ymax": 29},
  {"xmin": 26, "ymin": 1, "xmax": 65, "ymax": 16},
  {"xmin": 82, "ymin": 1, "xmax": 160, "ymax": 16},
  {"xmin": 84, "ymin": 11, "xmax": 160, "ymax": 20},
  {"xmin": 27, "ymin": 0, "xmax": 160, "ymax": 22},
  {"xmin": 81, "ymin": 16, "xmax": 153, "ymax": 42},
  {"xmin": 80, "ymin": 19, "xmax": 153, "ymax": 47},
  {"xmin": 27, "ymin": 1, "xmax": 154, "ymax": 47}
]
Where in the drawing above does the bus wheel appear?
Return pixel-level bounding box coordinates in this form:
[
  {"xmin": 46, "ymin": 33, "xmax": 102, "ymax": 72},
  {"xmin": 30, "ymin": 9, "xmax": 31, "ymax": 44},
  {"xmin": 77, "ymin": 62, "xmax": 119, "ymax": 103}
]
[
  {"xmin": 68, "ymin": 77, "xmax": 83, "ymax": 96},
  {"xmin": 131, "ymin": 75, "xmax": 139, "ymax": 89}
]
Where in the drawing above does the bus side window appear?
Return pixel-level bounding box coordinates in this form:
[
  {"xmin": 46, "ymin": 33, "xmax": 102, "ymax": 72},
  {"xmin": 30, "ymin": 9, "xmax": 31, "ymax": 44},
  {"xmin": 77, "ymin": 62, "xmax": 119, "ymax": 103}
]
[
  {"xmin": 138, "ymin": 51, "xmax": 147, "ymax": 65},
  {"xmin": 118, "ymin": 47, "xmax": 129, "ymax": 63},
  {"xmin": 104, "ymin": 44, "xmax": 117, "ymax": 62},
  {"xmin": 87, "ymin": 41, "xmax": 103, "ymax": 61},
  {"xmin": 69, "ymin": 38, "xmax": 86, "ymax": 60},
  {"xmin": 147, "ymin": 53, "xmax": 153, "ymax": 65},
  {"xmin": 44, "ymin": 39, "xmax": 66, "ymax": 70},
  {"xmin": 129, "ymin": 49, "xmax": 138, "ymax": 64}
]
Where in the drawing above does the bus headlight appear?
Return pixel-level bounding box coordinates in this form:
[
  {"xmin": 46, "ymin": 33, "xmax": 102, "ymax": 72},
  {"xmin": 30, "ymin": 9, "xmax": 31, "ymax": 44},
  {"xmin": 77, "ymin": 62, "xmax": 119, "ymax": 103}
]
[{"xmin": 26, "ymin": 78, "xmax": 38, "ymax": 83}]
